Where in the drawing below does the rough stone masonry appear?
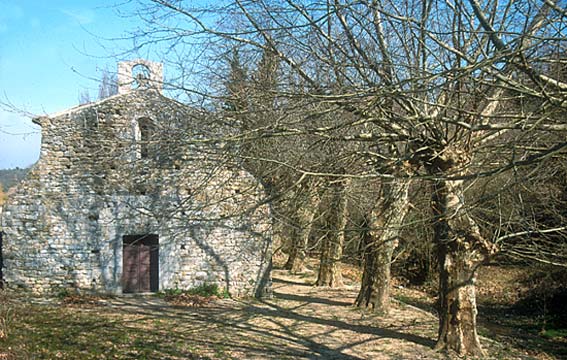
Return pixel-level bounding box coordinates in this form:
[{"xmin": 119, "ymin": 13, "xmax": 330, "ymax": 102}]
[{"xmin": 0, "ymin": 59, "xmax": 272, "ymax": 297}]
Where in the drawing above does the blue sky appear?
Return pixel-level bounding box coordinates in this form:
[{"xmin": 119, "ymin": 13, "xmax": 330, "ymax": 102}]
[{"xmin": 0, "ymin": 0, "xmax": 145, "ymax": 169}]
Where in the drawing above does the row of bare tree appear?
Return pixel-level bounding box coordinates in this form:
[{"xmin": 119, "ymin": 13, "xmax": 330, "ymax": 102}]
[{"xmin": 119, "ymin": 0, "xmax": 567, "ymax": 356}]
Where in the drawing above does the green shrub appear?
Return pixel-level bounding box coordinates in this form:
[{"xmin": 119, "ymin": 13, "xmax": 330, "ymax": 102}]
[
  {"xmin": 187, "ymin": 283, "xmax": 221, "ymax": 297},
  {"xmin": 159, "ymin": 287, "xmax": 183, "ymax": 297},
  {"xmin": 159, "ymin": 283, "xmax": 230, "ymax": 299},
  {"xmin": 54, "ymin": 287, "xmax": 72, "ymax": 300}
]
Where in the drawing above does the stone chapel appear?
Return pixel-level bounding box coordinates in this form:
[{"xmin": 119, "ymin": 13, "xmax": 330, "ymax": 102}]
[{"xmin": 0, "ymin": 59, "xmax": 271, "ymax": 297}]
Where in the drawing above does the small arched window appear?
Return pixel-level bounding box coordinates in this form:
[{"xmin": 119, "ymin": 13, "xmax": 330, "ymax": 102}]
[{"xmin": 135, "ymin": 117, "xmax": 154, "ymax": 159}]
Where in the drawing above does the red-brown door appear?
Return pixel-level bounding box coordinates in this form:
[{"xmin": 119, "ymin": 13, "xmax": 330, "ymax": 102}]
[
  {"xmin": 123, "ymin": 243, "xmax": 140, "ymax": 293},
  {"xmin": 122, "ymin": 235, "xmax": 159, "ymax": 293}
]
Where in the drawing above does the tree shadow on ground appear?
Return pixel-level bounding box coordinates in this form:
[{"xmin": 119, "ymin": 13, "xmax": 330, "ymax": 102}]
[
  {"xmin": 95, "ymin": 274, "xmax": 438, "ymax": 359},
  {"xmin": 4, "ymin": 270, "xmax": 446, "ymax": 360},
  {"xmin": 273, "ymin": 291, "xmax": 354, "ymax": 307},
  {"xmin": 90, "ymin": 301, "xmax": 369, "ymax": 359},
  {"xmin": 86, "ymin": 270, "xmax": 439, "ymax": 359},
  {"xmin": 251, "ymin": 299, "xmax": 436, "ymax": 349},
  {"xmin": 272, "ymin": 277, "xmax": 313, "ymax": 287}
]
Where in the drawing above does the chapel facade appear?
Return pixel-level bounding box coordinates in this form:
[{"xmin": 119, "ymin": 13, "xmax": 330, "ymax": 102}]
[{"xmin": 0, "ymin": 59, "xmax": 271, "ymax": 297}]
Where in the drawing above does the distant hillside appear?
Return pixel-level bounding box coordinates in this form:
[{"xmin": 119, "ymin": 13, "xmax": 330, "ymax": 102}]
[{"xmin": 0, "ymin": 167, "xmax": 30, "ymax": 191}]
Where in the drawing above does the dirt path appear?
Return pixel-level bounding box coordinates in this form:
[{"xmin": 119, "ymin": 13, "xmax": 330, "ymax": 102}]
[
  {"xmin": 90, "ymin": 269, "xmax": 528, "ymax": 359},
  {"xmin": 3, "ymin": 267, "xmax": 540, "ymax": 359},
  {"xmin": 237, "ymin": 270, "xmax": 441, "ymax": 359}
]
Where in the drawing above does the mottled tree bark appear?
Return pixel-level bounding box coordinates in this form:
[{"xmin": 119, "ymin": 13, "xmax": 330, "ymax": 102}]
[
  {"xmin": 270, "ymin": 195, "xmax": 290, "ymax": 258},
  {"xmin": 427, "ymin": 150, "xmax": 495, "ymax": 356},
  {"xmin": 316, "ymin": 180, "xmax": 349, "ymax": 287},
  {"xmin": 284, "ymin": 184, "xmax": 322, "ymax": 273},
  {"xmin": 355, "ymin": 178, "xmax": 410, "ymax": 313}
]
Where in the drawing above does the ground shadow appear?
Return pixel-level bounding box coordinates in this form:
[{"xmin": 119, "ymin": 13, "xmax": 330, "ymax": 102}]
[
  {"xmin": 272, "ymin": 277, "xmax": 313, "ymax": 287},
  {"xmin": 273, "ymin": 291, "xmax": 355, "ymax": 307},
  {"xmin": 4, "ymin": 270, "xmax": 448, "ymax": 359},
  {"xmin": 253, "ymin": 299, "xmax": 436, "ymax": 349}
]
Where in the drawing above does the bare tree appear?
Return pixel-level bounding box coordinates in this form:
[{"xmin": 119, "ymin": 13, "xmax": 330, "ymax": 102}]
[
  {"xmin": 127, "ymin": 0, "xmax": 567, "ymax": 355},
  {"xmin": 78, "ymin": 89, "xmax": 91, "ymax": 105},
  {"xmin": 98, "ymin": 67, "xmax": 118, "ymax": 100},
  {"xmin": 356, "ymin": 176, "xmax": 410, "ymax": 313},
  {"xmin": 77, "ymin": 67, "xmax": 118, "ymax": 105},
  {"xmin": 315, "ymin": 178, "xmax": 349, "ymax": 287}
]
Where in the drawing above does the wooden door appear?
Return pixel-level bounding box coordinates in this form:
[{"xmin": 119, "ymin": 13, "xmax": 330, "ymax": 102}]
[{"xmin": 122, "ymin": 234, "xmax": 158, "ymax": 293}]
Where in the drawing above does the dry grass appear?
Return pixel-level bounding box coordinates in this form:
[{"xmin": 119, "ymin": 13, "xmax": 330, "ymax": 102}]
[{"xmin": 0, "ymin": 265, "xmax": 553, "ymax": 360}]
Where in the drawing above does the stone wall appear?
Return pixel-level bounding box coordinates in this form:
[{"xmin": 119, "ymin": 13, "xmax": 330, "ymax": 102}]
[{"xmin": 0, "ymin": 88, "xmax": 271, "ymax": 297}]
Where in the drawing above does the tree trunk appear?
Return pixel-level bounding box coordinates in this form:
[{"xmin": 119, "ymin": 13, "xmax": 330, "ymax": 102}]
[
  {"xmin": 270, "ymin": 195, "xmax": 290, "ymax": 260},
  {"xmin": 427, "ymin": 150, "xmax": 495, "ymax": 356},
  {"xmin": 355, "ymin": 178, "xmax": 410, "ymax": 313},
  {"xmin": 316, "ymin": 180, "xmax": 349, "ymax": 287},
  {"xmin": 284, "ymin": 184, "xmax": 321, "ymax": 273}
]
